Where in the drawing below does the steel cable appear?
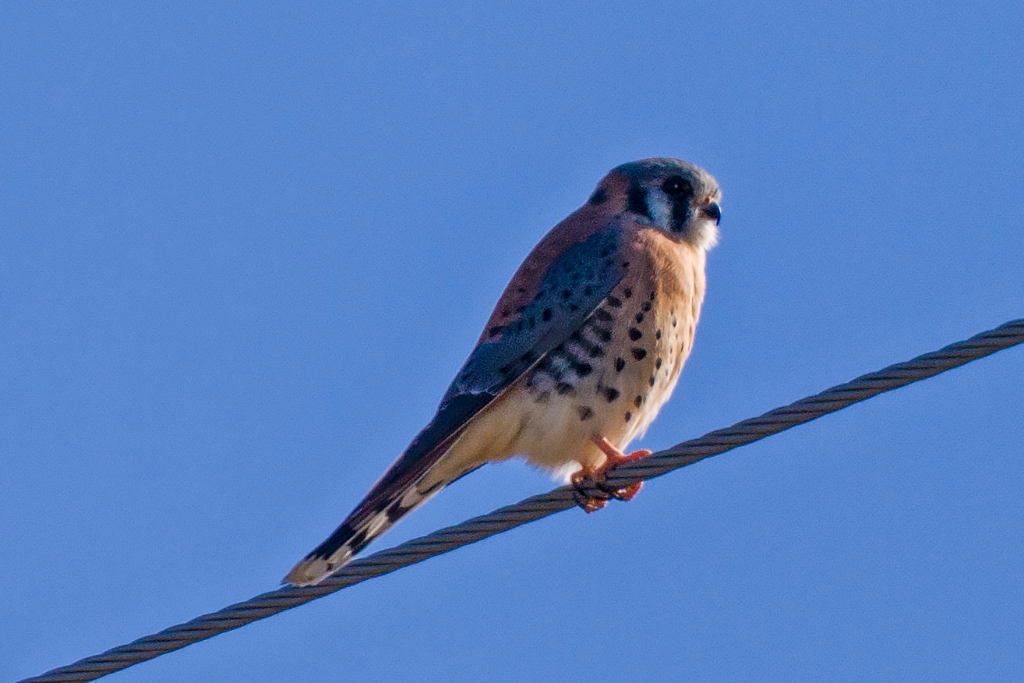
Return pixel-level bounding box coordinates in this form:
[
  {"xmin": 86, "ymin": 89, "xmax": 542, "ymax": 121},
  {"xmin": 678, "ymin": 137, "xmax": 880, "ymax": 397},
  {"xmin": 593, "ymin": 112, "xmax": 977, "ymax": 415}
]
[{"xmin": 20, "ymin": 318, "xmax": 1024, "ymax": 683}]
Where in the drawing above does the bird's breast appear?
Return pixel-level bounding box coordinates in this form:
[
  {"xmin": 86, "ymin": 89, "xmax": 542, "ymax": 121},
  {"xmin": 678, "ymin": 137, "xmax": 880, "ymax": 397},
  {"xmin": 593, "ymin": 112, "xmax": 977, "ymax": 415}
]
[{"xmin": 510, "ymin": 231, "xmax": 707, "ymax": 474}]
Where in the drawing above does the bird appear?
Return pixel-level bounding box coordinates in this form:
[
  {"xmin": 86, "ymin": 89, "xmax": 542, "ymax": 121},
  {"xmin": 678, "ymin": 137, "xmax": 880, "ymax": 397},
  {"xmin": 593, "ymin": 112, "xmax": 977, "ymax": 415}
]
[{"xmin": 284, "ymin": 158, "xmax": 721, "ymax": 586}]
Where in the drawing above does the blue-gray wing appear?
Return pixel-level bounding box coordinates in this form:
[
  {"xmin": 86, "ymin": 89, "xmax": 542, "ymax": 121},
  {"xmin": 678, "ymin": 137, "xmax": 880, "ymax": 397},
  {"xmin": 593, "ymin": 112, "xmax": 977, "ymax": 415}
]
[
  {"xmin": 426, "ymin": 226, "xmax": 627, "ymax": 449},
  {"xmin": 291, "ymin": 227, "xmax": 627, "ymax": 575}
]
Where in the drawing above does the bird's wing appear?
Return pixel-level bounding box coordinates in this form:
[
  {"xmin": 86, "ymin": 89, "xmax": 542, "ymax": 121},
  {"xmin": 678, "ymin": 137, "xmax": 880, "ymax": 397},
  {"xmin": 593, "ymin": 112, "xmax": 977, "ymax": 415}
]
[{"xmin": 285, "ymin": 225, "xmax": 628, "ymax": 584}]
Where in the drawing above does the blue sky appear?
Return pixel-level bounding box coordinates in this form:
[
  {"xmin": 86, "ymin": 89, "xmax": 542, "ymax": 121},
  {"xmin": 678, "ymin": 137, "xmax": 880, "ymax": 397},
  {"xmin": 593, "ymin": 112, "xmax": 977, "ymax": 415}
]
[{"xmin": 2, "ymin": 2, "xmax": 1022, "ymax": 681}]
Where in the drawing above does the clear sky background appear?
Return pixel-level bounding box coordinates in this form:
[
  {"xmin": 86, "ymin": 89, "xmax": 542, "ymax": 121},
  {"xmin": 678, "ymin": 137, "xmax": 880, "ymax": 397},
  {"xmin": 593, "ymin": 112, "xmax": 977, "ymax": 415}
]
[{"xmin": 2, "ymin": 2, "xmax": 1023, "ymax": 682}]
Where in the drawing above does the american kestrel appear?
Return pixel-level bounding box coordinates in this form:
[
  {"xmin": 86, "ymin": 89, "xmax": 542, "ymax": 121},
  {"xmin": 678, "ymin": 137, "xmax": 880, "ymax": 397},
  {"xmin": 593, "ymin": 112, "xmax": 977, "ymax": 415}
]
[{"xmin": 285, "ymin": 158, "xmax": 721, "ymax": 586}]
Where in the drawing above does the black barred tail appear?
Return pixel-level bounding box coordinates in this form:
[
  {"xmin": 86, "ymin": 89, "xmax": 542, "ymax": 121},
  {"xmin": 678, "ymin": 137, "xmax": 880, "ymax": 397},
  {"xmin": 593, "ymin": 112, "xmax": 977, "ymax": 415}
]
[
  {"xmin": 284, "ymin": 392, "xmax": 490, "ymax": 586},
  {"xmin": 283, "ymin": 482, "xmax": 438, "ymax": 586}
]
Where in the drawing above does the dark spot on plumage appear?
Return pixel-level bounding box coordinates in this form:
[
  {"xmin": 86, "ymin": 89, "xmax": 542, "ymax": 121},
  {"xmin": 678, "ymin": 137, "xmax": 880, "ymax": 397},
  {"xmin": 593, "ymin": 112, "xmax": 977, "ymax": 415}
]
[
  {"xmin": 622, "ymin": 261, "xmax": 630, "ymax": 269},
  {"xmin": 349, "ymin": 529, "xmax": 369, "ymax": 550},
  {"xmin": 516, "ymin": 305, "xmax": 527, "ymax": 313},
  {"xmin": 589, "ymin": 188, "xmax": 608, "ymax": 205},
  {"xmin": 534, "ymin": 391, "xmax": 551, "ymax": 404},
  {"xmin": 641, "ymin": 301, "xmax": 652, "ymax": 312},
  {"xmin": 575, "ymin": 361, "xmax": 593, "ymax": 377},
  {"xmin": 569, "ymin": 304, "xmax": 579, "ymax": 312},
  {"xmin": 624, "ymin": 287, "xmax": 632, "ymax": 299},
  {"xmin": 556, "ymin": 382, "xmax": 576, "ymax": 395},
  {"xmin": 588, "ymin": 345, "xmax": 605, "ymax": 358},
  {"xmin": 655, "ymin": 357, "xmax": 663, "ymax": 369},
  {"xmin": 521, "ymin": 350, "xmax": 537, "ymax": 363},
  {"xmin": 672, "ymin": 317, "xmax": 678, "ymax": 327},
  {"xmin": 577, "ymin": 405, "xmax": 595, "ymax": 421},
  {"xmin": 527, "ymin": 317, "xmax": 536, "ymax": 330},
  {"xmin": 607, "ymin": 295, "xmax": 622, "ymax": 308},
  {"xmin": 594, "ymin": 327, "xmax": 612, "ymax": 343},
  {"xmin": 600, "ymin": 246, "xmax": 612, "ymax": 258},
  {"xmin": 628, "ymin": 327, "xmax": 642, "ymax": 341},
  {"xmin": 594, "ymin": 308, "xmax": 613, "ymax": 322},
  {"xmin": 570, "ymin": 330, "xmax": 582, "ymax": 341},
  {"xmin": 649, "ymin": 376, "xmax": 656, "ymax": 387},
  {"xmin": 655, "ymin": 329, "xmax": 662, "ymax": 340},
  {"xmin": 635, "ymin": 312, "xmax": 645, "ymax": 323},
  {"xmin": 387, "ymin": 503, "xmax": 412, "ymax": 523},
  {"xmin": 634, "ymin": 395, "xmax": 643, "ymax": 408},
  {"xmin": 649, "ymin": 291, "xmax": 656, "ymax": 301},
  {"xmin": 624, "ymin": 411, "xmax": 633, "ymax": 422},
  {"xmin": 632, "ymin": 348, "xmax": 647, "ymax": 360},
  {"xmin": 326, "ymin": 523, "xmax": 355, "ymax": 551},
  {"xmin": 501, "ymin": 308, "xmax": 511, "ymax": 318},
  {"xmin": 562, "ymin": 289, "xmax": 572, "ymax": 299},
  {"xmin": 516, "ymin": 287, "xmax": 526, "ymax": 294},
  {"xmin": 546, "ymin": 366, "xmax": 564, "ymax": 382},
  {"xmin": 542, "ymin": 308, "xmax": 552, "ymax": 322},
  {"xmin": 615, "ymin": 357, "xmax": 626, "ymax": 372},
  {"xmin": 584, "ymin": 285, "xmax": 593, "ymax": 296},
  {"xmin": 627, "ymin": 183, "xmax": 651, "ymax": 219},
  {"xmin": 604, "ymin": 387, "xmax": 620, "ymax": 402}
]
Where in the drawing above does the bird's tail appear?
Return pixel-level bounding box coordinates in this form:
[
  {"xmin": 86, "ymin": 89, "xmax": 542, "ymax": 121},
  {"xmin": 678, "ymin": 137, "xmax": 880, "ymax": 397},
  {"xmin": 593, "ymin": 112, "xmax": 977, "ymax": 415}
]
[
  {"xmin": 285, "ymin": 393, "xmax": 492, "ymax": 586},
  {"xmin": 283, "ymin": 478, "xmax": 441, "ymax": 586}
]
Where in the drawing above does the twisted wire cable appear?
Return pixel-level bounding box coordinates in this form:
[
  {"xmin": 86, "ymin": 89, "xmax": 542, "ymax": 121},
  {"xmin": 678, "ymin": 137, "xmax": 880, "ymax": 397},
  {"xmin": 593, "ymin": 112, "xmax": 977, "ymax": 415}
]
[{"xmin": 20, "ymin": 318, "xmax": 1024, "ymax": 683}]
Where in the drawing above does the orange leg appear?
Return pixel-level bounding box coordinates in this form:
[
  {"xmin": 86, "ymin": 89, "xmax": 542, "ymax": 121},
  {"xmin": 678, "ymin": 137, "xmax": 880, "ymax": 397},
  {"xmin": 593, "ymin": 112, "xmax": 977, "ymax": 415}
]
[{"xmin": 570, "ymin": 437, "xmax": 651, "ymax": 513}]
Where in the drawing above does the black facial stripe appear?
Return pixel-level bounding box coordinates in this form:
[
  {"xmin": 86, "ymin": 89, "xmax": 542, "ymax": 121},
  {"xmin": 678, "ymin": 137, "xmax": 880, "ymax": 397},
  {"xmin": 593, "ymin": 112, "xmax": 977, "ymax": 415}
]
[
  {"xmin": 627, "ymin": 183, "xmax": 651, "ymax": 219},
  {"xmin": 670, "ymin": 200, "xmax": 691, "ymax": 234},
  {"xmin": 663, "ymin": 175, "xmax": 696, "ymax": 234}
]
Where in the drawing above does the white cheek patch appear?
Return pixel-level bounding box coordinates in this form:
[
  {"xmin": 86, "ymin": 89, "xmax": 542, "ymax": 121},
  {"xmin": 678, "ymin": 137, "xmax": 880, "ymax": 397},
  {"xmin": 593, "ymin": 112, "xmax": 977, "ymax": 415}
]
[
  {"xmin": 647, "ymin": 193, "xmax": 672, "ymax": 229},
  {"xmin": 693, "ymin": 220, "xmax": 720, "ymax": 251}
]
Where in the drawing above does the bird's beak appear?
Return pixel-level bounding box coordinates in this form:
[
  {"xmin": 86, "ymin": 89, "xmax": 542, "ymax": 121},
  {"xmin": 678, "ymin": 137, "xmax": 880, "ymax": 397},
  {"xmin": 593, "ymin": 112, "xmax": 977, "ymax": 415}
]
[{"xmin": 699, "ymin": 200, "xmax": 721, "ymax": 226}]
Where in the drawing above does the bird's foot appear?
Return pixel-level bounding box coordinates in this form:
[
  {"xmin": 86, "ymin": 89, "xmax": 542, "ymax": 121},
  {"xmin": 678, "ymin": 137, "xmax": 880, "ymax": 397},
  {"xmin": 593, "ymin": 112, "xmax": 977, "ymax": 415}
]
[
  {"xmin": 571, "ymin": 465, "xmax": 611, "ymax": 513},
  {"xmin": 570, "ymin": 437, "xmax": 650, "ymax": 512}
]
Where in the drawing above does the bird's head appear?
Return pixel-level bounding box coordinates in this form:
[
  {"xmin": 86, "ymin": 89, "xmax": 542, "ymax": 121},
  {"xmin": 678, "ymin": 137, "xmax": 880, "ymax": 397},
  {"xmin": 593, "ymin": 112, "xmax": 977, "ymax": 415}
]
[{"xmin": 592, "ymin": 158, "xmax": 722, "ymax": 250}]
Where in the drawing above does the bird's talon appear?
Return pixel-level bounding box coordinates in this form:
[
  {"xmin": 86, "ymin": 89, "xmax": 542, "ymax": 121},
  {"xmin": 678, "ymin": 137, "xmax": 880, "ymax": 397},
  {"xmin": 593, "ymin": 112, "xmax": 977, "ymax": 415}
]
[
  {"xmin": 613, "ymin": 481, "xmax": 643, "ymax": 501},
  {"xmin": 595, "ymin": 478, "xmax": 644, "ymax": 501},
  {"xmin": 572, "ymin": 489, "xmax": 608, "ymax": 513},
  {"xmin": 571, "ymin": 468, "xmax": 611, "ymax": 513}
]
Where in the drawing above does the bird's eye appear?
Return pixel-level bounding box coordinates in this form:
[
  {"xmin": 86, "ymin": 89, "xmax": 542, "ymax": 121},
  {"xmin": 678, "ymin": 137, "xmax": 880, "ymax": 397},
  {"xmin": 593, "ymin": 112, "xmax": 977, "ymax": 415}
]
[{"xmin": 662, "ymin": 176, "xmax": 692, "ymax": 197}]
